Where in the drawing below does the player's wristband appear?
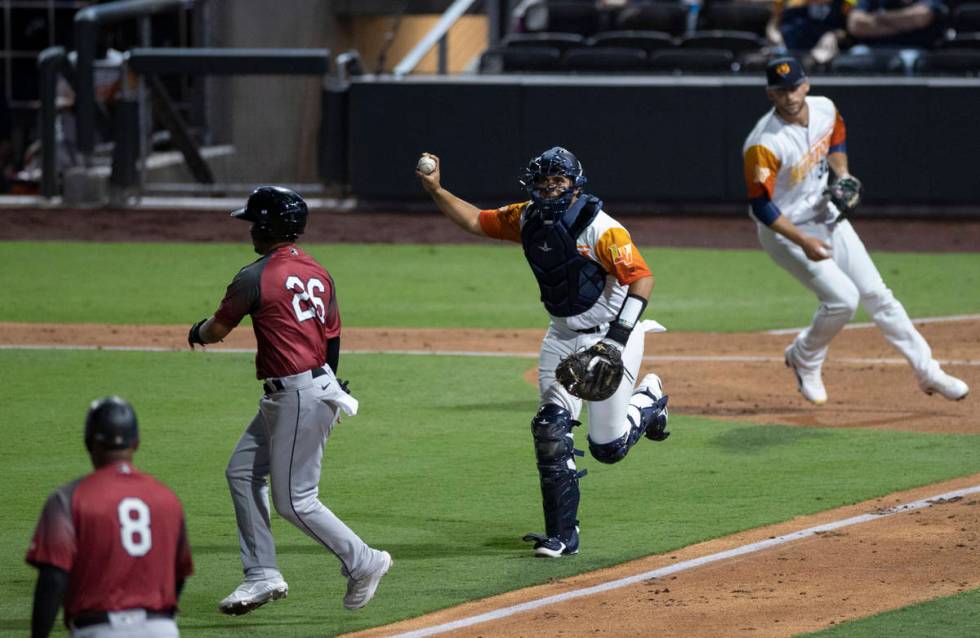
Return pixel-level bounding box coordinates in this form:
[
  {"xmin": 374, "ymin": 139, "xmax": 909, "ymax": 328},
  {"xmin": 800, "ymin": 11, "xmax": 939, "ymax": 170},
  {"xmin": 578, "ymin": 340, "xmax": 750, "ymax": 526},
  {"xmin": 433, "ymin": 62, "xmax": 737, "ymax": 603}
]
[{"xmin": 604, "ymin": 294, "xmax": 648, "ymax": 347}]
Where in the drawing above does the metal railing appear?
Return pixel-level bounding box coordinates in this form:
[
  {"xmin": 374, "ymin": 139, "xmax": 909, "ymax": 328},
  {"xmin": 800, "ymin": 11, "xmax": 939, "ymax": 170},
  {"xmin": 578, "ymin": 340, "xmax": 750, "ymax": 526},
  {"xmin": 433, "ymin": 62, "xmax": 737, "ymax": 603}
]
[
  {"xmin": 38, "ymin": 46, "xmax": 68, "ymax": 198},
  {"xmin": 393, "ymin": 0, "xmax": 504, "ymax": 77},
  {"xmin": 74, "ymin": 0, "xmax": 192, "ymax": 163}
]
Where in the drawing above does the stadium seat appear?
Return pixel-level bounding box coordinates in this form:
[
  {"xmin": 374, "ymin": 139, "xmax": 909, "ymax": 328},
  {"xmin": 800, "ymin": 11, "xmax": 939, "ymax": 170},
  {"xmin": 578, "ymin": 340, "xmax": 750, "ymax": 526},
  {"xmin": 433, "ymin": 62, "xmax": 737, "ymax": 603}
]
[
  {"xmin": 502, "ymin": 32, "xmax": 587, "ymax": 53},
  {"xmin": 564, "ymin": 46, "xmax": 648, "ymax": 72},
  {"xmin": 829, "ymin": 51, "xmax": 905, "ymax": 75},
  {"xmin": 523, "ymin": 1, "xmax": 604, "ymax": 36},
  {"xmin": 951, "ymin": 3, "xmax": 980, "ymax": 32},
  {"xmin": 699, "ymin": 3, "xmax": 772, "ymax": 36},
  {"xmin": 737, "ymin": 50, "xmax": 774, "ymax": 73},
  {"xmin": 614, "ymin": 2, "xmax": 690, "ymax": 37},
  {"xmin": 680, "ymin": 30, "xmax": 766, "ymax": 54},
  {"xmin": 648, "ymin": 48, "xmax": 736, "ymax": 73},
  {"xmin": 914, "ymin": 48, "xmax": 980, "ymax": 74},
  {"xmin": 588, "ymin": 30, "xmax": 676, "ymax": 54},
  {"xmin": 479, "ymin": 46, "xmax": 563, "ymax": 73},
  {"xmin": 939, "ymin": 32, "xmax": 980, "ymax": 49}
]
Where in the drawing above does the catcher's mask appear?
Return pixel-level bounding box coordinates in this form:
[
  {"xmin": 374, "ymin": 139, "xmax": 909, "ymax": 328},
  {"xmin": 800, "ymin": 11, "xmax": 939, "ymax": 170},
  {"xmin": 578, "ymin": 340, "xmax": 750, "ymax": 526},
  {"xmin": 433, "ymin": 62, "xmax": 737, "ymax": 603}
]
[
  {"xmin": 85, "ymin": 396, "xmax": 139, "ymax": 452},
  {"xmin": 232, "ymin": 186, "xmax": 308, "ymax": 243},
  {"xmin": 520, "ymin": 147, "xmax": 586, "ymax": 219}
]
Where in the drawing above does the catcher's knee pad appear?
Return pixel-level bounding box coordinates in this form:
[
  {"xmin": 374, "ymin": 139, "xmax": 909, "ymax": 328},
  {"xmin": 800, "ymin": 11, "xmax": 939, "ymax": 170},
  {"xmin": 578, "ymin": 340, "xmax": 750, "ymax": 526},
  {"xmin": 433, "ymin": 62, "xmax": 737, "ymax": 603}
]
[
  {"xmin": 588, "ymin": 393, "xmax": 670, "ymax": 464},
  {"xmin": 532, "ymin": 404, "xmax": 577, "ymax": 464},
  {"xmin": 588, "ymin": 433, "xmax": 631, "ymax": 464},
  {"xmin": 531, "ymin": 404, "xmax": 586, "ymax": 539}
]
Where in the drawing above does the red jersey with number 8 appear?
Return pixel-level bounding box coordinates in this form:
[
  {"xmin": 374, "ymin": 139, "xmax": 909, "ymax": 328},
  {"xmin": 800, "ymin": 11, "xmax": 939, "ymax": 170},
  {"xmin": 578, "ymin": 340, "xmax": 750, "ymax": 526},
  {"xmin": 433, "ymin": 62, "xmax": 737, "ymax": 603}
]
[
  {"xmin": 214, "ymin": 244, "xmax": 341, "ymax": 379},
  {"xmin": 25, "ymin": 461, "xmax": 193, "ymax": 624}
]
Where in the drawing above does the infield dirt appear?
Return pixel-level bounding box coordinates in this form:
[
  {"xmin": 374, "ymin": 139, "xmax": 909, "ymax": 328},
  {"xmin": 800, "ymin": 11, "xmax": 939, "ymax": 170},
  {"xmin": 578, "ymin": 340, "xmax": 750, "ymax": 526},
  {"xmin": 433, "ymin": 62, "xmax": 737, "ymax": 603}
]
[{"xmin": 1, "ymin": 320, "xmax": 977, "ymax": 637}]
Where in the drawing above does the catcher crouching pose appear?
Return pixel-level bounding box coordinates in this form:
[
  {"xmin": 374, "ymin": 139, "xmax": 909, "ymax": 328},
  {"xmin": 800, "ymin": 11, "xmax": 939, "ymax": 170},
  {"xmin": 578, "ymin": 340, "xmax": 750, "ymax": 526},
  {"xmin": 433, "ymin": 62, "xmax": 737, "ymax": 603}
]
[
  {"xmin": 743, "ymin": 57, "xmax": 969, "ymax": 404},
  {"xmin": 418, "ymin": 147, "xmax": 670, "ymax": 557}
]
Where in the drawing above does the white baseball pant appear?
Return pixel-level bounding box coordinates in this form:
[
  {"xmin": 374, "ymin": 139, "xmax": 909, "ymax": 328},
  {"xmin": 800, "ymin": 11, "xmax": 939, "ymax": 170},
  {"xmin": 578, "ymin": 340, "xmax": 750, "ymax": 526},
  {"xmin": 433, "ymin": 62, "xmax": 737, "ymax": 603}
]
[
  {"xmin": 71, "ymin": 612, "xmax": 177, "ymax": 637},
  {"xmin": 538, "ymin": 319, "xmax": 656, "ymax": 445},
  {"xmin": 758, "ymin": 219, "xmax": 945, "ymax": 383}
]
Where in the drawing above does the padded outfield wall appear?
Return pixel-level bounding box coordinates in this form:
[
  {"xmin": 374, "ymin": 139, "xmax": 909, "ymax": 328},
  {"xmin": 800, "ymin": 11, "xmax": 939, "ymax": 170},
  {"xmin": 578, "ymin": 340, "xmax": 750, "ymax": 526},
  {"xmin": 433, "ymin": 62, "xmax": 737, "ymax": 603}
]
[{"xmin": 345, "ymin": 75, "xmax": 980, "ymax": 210}]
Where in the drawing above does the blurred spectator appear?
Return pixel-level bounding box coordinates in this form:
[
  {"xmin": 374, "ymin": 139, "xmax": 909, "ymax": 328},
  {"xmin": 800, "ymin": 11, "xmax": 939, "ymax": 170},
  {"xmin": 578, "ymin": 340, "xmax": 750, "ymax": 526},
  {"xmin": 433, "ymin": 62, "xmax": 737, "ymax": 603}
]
[
  {"xmin": 846, "ymin": 0, "xmax": 945, "ymax": 70},
  {"xmin": 767, "ymin": 0, "xmax": 856, "ymax": 65}
]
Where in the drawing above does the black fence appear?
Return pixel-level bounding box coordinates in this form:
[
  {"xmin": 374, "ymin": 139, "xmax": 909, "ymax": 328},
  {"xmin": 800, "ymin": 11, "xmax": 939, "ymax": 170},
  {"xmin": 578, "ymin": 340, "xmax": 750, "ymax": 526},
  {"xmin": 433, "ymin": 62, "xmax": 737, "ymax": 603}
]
[{"xmin": 344, "ymin": 75, "xmax": 980, "ymax": 209}]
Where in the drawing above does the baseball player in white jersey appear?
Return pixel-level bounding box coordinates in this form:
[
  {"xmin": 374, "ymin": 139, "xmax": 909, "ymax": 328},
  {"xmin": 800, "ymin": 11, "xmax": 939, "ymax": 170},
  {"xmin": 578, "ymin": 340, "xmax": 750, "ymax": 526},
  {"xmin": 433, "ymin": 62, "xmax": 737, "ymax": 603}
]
[
  {"xmin": 743, "ymin": 57, "xmax": 969, "ymax": 404},
  {"xmin": 417, "ymin": 147, "xmax": 671, "ymax": 557}
]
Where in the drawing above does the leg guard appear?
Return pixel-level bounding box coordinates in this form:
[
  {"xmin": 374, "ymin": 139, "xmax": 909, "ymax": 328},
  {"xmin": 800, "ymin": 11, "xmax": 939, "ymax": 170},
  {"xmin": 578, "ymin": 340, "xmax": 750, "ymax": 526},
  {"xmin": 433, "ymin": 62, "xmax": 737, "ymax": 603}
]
[
  {"xmin": 589, "ymin": 386, "xmax": 669, "ymax": 464},
  {"xmin": 530, "ymin": 404, "xmax": 585, "ymax": 542}
]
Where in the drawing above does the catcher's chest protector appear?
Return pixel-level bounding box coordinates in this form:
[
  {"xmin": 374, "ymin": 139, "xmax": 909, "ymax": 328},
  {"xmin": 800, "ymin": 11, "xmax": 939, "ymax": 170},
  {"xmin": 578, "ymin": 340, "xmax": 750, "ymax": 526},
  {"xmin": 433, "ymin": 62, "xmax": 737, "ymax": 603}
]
[{"xmin": 521, "ymin": 196, "xmax": 606, "ymax": 317}]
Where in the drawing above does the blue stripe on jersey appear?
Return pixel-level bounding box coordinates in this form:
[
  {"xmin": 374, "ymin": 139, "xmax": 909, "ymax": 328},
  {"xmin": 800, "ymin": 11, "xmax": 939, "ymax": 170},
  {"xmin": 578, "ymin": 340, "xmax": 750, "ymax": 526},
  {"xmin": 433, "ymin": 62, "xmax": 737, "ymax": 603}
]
[
  {"xmin": 750, "ymin": 196, "xmax": 781, "ymax": 226},
  {"xmin": 829, "ymin": 142, "xmax": 847, "ymax": 155}
]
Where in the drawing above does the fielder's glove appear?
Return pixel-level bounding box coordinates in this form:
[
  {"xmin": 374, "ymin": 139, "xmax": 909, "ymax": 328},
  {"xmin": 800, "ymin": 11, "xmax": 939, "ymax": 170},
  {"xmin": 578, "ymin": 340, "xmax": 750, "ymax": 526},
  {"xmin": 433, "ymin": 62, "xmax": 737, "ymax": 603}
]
[
  {"xmin": 556, "ymin": 342, "xmax": 624, "ymax": 401},
  {"xmin": 826, "ymin": 175, "xmax": 862, "ymax": 219}
]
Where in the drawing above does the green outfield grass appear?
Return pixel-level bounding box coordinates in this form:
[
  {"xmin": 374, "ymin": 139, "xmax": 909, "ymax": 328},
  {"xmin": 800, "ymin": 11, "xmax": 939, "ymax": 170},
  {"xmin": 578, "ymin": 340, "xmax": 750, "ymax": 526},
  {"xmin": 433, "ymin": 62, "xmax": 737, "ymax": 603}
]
[
  {"xmin": 803, "ymin": 587, "xmax": 980, "ymax": 637},
  {"xmin": 1, "ymin": 242, "xmax": 979, "ymax": 330},
  {"xmin": 2, "ymin": 239, "xmax": 978, "ymax": 636},
  {"xmin": 2, "ymin": 349, "xmax": 979, "ymax": 637}
]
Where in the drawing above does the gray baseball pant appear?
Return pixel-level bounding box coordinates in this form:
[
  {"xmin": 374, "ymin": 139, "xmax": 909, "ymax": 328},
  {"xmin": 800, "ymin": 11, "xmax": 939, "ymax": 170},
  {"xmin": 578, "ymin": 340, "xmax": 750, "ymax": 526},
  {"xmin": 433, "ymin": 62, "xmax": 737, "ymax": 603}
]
[{"xmin": 225, "ymin": 371, "xmax": 381, "ymax": 581}]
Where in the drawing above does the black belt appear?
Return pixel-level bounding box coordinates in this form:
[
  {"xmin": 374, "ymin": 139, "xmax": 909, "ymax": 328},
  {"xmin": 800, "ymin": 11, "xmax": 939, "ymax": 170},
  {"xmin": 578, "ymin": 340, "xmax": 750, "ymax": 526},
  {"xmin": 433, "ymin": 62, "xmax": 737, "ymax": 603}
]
[
  {"xmin": 574, "ymin": 325, "xmax": 602, "ymax": 334},
  {"xmin": 72, "ymin": 610, "xmax": 174, "ymax": 628},
  {"xmin": 263, "ymin": 366, "xmax": 328, "ymax": 395}
]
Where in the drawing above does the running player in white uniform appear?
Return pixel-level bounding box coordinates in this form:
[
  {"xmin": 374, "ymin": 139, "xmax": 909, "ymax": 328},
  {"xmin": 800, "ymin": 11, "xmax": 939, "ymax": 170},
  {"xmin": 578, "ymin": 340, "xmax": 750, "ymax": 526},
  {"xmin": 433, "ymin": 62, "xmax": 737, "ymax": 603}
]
[
  {"xmin": 742, "ymin": 57, "xmax": 968, "ymax": 404},
  {"xmin": 418, "ymin": 147, "xmax": 671, "ymax": 558}
]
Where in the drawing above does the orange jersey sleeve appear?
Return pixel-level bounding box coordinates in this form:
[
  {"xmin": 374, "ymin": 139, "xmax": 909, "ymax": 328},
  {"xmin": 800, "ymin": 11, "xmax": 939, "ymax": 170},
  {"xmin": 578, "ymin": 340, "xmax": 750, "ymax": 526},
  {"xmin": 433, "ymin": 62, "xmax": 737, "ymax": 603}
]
[
  {"xmin": 594, "ymin": 227, "xmax": 651, "ymax": 286},
  {"xmin": 743, "ymin": 144, "xmax": 781, "ymax": 199},
  {"xmin": 830, "ymin": 110, "xmax": 847, "ymax": 150},
  {"xmin": 478, "ymin": 202, "xmax": 526, "ymax": 243}
]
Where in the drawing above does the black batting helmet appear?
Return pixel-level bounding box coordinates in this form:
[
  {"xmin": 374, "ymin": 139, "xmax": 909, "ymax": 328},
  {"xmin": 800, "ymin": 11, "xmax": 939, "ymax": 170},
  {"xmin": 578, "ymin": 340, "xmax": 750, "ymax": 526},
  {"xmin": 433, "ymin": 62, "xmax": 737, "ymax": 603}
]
[
  {"xmin": 84, "ymin": 396, "xmax": 139, "ymax": 451},
  {"xmin": 232, "ymin": 186, "xmax": 308, "ymax": 241}
]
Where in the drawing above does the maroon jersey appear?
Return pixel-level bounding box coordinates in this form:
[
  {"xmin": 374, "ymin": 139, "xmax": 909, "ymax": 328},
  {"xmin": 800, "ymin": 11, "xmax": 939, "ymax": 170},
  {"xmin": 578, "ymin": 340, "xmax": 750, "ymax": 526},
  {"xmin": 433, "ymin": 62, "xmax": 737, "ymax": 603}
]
[
  {"xmin": 214, "ymin": 244, "xmax": 341, "ymax": 379},
  {"xmin": 25, "ymin": 461, "xmax": 193, "ymax": 624}
]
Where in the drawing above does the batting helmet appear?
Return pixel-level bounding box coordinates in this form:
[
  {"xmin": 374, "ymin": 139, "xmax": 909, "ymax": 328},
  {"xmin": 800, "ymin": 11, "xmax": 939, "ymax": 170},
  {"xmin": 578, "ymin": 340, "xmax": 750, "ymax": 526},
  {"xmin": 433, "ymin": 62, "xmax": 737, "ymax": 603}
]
[
  {"xmin": 232, "ymin": 186, "xmax": 308, "ymax": 242},
  {"xmin": 520, "ymin": 147, "xmax": 587, "ymax": 216},
  {"xmin": 84, "ymin": 396, "xmax": 139, "ymax": 451}
]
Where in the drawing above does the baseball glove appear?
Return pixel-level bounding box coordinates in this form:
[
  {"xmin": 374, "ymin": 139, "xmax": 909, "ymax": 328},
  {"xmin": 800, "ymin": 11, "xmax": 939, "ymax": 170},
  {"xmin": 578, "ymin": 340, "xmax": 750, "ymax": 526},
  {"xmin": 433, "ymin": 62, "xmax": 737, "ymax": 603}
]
[
  {"xmin": 556, "ymin": 342, "xmax": 624, "ymax": 401},
  {"xmin": 826, "ymin": 175, "xmax": 862, "ymax": 218}
]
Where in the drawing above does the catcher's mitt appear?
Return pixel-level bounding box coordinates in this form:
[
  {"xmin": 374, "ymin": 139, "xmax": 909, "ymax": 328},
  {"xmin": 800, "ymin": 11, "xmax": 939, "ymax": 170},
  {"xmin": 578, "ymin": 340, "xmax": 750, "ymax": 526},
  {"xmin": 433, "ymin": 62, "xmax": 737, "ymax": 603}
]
[
  {"xmin": 556, "ymin": 342, "xmax": 624, "ymax": 401},
  {"xmin": 826, "ymin": 175, "xmax": 862, "ymax": 219}
]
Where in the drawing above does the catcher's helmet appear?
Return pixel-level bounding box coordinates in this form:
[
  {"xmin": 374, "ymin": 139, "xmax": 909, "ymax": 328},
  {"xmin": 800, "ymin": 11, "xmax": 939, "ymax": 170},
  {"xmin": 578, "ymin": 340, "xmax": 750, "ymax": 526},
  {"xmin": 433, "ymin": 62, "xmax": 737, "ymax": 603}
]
[
  {"xmin": 232, "ymin": 186, "xmax": 308, "ymax": 241},
  {"xmin": 520, "ymin": 147, "xmax": 587, "ymax": 216},
  {"xmin": 84, "ymin": 396, "xmax": 139, "ymax": 451}
]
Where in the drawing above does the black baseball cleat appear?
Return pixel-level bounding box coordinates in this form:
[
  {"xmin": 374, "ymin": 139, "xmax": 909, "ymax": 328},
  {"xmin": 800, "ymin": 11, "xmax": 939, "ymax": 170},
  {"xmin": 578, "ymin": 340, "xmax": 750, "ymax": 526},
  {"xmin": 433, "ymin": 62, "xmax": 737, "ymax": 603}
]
[{"xmin": 523, "ymin": 527, "xmax": 580, "ymax": 558}]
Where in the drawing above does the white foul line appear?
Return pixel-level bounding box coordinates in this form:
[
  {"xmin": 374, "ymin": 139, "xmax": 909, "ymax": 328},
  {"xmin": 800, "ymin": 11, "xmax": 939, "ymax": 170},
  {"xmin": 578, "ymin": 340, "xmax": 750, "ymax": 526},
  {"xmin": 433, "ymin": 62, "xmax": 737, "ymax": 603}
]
[
  {"xmin": 3, "ymin": 344, "xmax": 978, "ymax": 368},
  {"xmin": 766, "ymin": 313, "xmax": 980, "ymax": 335},
  {"xmin": 387, "ymin": 484, "xmax": 980, "ymax": 638}
]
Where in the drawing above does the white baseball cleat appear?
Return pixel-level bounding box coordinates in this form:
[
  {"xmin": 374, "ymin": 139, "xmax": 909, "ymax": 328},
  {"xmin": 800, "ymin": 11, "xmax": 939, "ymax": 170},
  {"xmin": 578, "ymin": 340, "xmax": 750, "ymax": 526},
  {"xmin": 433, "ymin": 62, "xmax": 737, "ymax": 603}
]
[
  {"xmin": 920, "ymin": 371, "xmax": 969, "ymax": 401},
  {"xmin": 218, "ymin": 576, "xmax": 288, "ymax": 615},
  {"xmin": 785, "ymin": 344, "xmax": 827, "ymax": 405},
  {"xmin": 343, "ymin": 551, "xmax": 392, "ymax": 610}
]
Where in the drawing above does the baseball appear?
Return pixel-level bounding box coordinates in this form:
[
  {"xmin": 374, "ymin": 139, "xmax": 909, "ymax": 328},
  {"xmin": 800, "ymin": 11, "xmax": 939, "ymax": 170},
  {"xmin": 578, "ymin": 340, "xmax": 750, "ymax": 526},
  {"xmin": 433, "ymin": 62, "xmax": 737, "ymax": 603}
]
[{"xmin": 417, "ymin": 155, "xmax": 437, "ymax": 175}]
